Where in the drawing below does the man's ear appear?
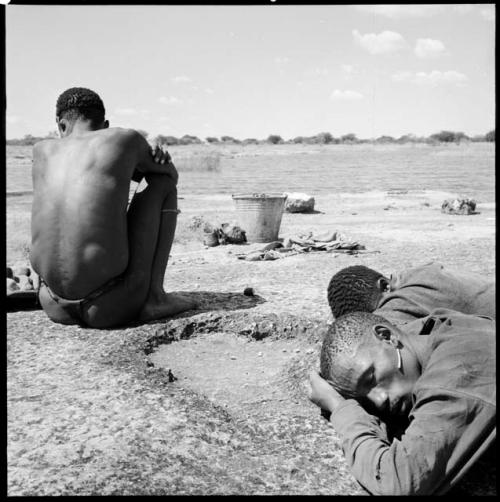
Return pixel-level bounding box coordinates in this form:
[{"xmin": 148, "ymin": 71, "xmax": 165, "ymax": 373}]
[
  {"xmin": 376, "ymin": 277, "xmax": 390, "ymax": 293},
  {"xmin": 373, "ymin": 324, "xmax": 394, "ymax": 341},
  {"xmin": 373, "ymin": 324, "xmax": 402, "ymax": 348},
  {"xmin": 56, "ymin": 118, "xmax": 67, "ymax": 137}
]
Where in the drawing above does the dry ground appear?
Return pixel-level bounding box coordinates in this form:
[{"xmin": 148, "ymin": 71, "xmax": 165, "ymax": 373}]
[{"xmin": 7, "ymin": 189, "xmax": 496, "ymax": 495}]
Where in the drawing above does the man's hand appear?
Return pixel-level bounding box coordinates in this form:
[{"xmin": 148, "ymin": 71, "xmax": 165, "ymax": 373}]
[
  {"xmin": 147, "ymin": 143, "xmax": 178, "ymax": 185},
  {"xmin": 150, "ymin": 144, "xmax": 172, "ymax": 165},
  {"xmin": 307, "ymin": 370, "xmax": 346, "ymax": 414}
]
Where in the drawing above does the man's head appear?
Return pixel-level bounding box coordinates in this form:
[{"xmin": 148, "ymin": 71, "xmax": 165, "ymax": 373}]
[
  {"xmin": 320, "ymin": 311, "xmax": 420, "ymax": 419},
  {"xmin": 327, "ymin": 265, "xmax": 390, "ymax": 318},
  {"xmin": 56, "ymin": 87, "xmax": 108, "ymax": 137}
]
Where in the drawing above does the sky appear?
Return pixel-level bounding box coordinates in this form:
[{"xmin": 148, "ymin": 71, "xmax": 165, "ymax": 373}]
[{"xmin": 5, "ymin": 3, "xmax": 496, "ymax": 140}]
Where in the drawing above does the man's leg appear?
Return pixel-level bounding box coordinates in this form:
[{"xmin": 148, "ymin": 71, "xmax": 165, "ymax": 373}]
[
  {"xmin": 137, "ymin": 178, "xmax": 196, "ymax": 321},
  {"xmin": 83, "ymin": 174, "xmax": 195, "ymax": 328}
]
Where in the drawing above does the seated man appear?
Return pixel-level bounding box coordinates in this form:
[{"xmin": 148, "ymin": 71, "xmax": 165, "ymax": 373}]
[
  {"xmin": 308, "ymin": 310, "xmax": 495, "ymax": 495},
  {"xmin": 326, "ymin": 263, "xmax": 495, "ymax": 323},
  {"xmin": 30, "ymin": 87, "xmax": 196, "ymax": 328}
]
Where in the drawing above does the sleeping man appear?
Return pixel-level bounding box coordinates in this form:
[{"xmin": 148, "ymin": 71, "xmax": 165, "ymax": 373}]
[
  {"xmin": 308, "ymin": 309, "xmax": 495, "ymax": 495},
  {"xmin": 30, "ymin": 87, "xmax": 196, "ymax": 328},
  {"xmin": 326, "ymin": 262, "xmax": 495, "ymax": 324}
]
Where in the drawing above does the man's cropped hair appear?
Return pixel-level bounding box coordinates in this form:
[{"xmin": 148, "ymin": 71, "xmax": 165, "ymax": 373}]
[
  {"xmin": 327, "ymin": 265, "xmax": 385, "ymax": 318},
  {"xmin": 56, "ymin": 87, "xmax": 105, "ymax": 125}
]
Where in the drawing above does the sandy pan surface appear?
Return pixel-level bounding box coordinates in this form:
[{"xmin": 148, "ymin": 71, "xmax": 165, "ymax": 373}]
[{"xmin": 7, "ymin": 190, "xmax": 496, "ymax": 495}]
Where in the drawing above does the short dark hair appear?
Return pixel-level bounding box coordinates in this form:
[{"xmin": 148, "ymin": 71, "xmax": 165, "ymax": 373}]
[
  {"xmin": 56, "ymin": 87, "xmax": 105, "ymax": 125},
  {"xmin": 327, "ymin": 265, "xmax": 385, "ymax": 318},
  {"xmin": 320, "ymin": 311, "xmax": 390, "ymax": 398}
]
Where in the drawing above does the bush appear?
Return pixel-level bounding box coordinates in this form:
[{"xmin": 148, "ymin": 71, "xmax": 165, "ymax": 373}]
[
  {"xmin": 267, "ymin": 134, "xmax": 283, "ymax": 144},
  {"xmin": 429, "ymin": 131, "xmax": 459, "ymax": 143},
  {"xmin": 396, "ymin": 134, "xmax": 418, "ymax": 144},
  {"xmin": 428, "ymin": 131, "xmax": 471, "ymax": 143},
  {"xmin": 433, "ymin": 131, "xmax": 455, "ymax": 142},
  {"xmin": 375, "ymin": 135, "xmax": 395, "ymax": 144},
  {"xmin": 179, "ymin": 134, "xmax": 202, "ymax": 145},
  {"xmin": 206, "ymin": 137, "xmax": 220, "ymax": 143},
  {"xmin": 485, "ymin": 130, "xmax": 495, "ymax": 142},
  {"xmin": 340, "ymin": 133, "xmax": 357, "ymax": 143},
  {"xmin": 314, "ymin": 132, "xmax": 334, "ymax": 144},
  {"xmin": 242, "ymin": 138, "xmax": 259, "ymax": 145},
  {"xmin": 7, "ymin": 133, "xmax": 52, "ymax": 146},
  {"xmin": 153, "ymin": 135, "xmax": 179, "ymax": 146}
]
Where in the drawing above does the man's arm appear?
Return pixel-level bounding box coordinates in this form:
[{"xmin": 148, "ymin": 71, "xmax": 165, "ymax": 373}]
[
  {"xmin": 328, "ymin": 390, "xmax": 495, "ymax": 495},
  {"xmin": 130, "ymin": 131, "xmax": 178, "ymax": 183},
  {"xmin": 308, "ymin": 371, "xmax": 495, "ymax": 495}
]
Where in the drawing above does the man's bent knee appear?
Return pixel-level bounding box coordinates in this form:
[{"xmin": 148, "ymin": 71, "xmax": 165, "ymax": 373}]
[{"xmin": 145, "ymin": 174, "xmax": 177, "ymax": 194}]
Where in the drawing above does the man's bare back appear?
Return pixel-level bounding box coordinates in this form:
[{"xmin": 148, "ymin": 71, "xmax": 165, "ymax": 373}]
[
  {"xmin": 31, "ymin": 87, "xmax": 196, "ymax": 328},
  {"xmin": 31, "ymin": 128, "xmax": 141, "ymax": 298}
]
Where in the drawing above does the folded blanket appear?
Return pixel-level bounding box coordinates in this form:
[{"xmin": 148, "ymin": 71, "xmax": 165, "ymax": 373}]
[{"xmin": 237, "ymin": 230, "xmax": 376, "ymax": 261}]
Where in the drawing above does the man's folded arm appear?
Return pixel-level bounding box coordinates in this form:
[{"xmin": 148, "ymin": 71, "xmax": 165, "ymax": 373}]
[
  {"xmin": 129, "ymin": 130, "xmax": 178, "ymax": 180},
  {"xmin": 329, "ymin": 392, "xmax": 495, "ymax": 495}
]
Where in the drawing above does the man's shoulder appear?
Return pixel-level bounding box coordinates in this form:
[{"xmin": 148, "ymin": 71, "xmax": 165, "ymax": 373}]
[
  {"xmin": 33, "ymin": 138, "xmax": 58, "ymax": 156},
  {"xmin": 95, "ymin": 127, "xmax": 149, "ymax": 152},
  {"xmin": 95, "ymin": 127, "xmax": 142, "ymax": 143}
]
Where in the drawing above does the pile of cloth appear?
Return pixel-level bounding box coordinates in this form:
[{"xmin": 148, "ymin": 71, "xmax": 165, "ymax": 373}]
[
  {"xmin": 237, "ymin": 230, "xmax": 375, "ymax": 261},
  {"xmin": 7, "ymin": 263, "xmax": 41, "ymax": 311},
  {"xmin": 203, "ymin": 223, "xmax": 247, "ymax": 247},
  {"xmin": 441, "ymin": 197, "xmax": 478, "ymax": 215}
]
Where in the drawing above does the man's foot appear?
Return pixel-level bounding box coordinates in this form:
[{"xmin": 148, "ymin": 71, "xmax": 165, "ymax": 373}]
[{"xmin": 138, "ymin": 292, "xmax": 197, "ymax": 322}]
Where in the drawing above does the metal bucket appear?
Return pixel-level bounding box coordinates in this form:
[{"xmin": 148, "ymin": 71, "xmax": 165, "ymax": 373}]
[{"xmin": 232, "ymin": 193, "xmax": 287, "ymax": 243}]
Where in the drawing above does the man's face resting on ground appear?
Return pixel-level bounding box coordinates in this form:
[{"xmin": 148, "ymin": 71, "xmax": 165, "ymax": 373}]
[{"xmin": 308, "ymin": 315, "xmax": 421, "ymax": 421}]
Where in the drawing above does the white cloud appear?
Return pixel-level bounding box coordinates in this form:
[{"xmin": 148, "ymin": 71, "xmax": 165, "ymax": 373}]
[
  {"xmin": 453, "ymin": 5, "xmax": 474, "ymax": 15},
  {"xmin": 115, "ymin": 107, "xmax": 138, "ymax": 116},
  {"xmin": 391, "ymin": 71, "xmax": 413, "ymax": 82},
  {"xmin": 171, "ymin": 75, "xmax": 192, "ymax": 83},
  {"xmin": 158, "ymin": 96, "xmax": 182, "ymax": 105},
  {"xmin": 480, "ymin": 7, "xmax": 495, "ymax": 22},
  {"xmin": 340, "ymin": 64, "xmax": 355, "ymax": 80},
  {"xmin": 415, "ymin": 38, "xmax": 446, "ymax": 59},
  {"xmin": 392, "ymin": 70, "xmax": 468, "ymax": 86},
  {"xmin": 353, "ymin": 29, "xmax": 407, "ymax": 55},
  {"xmin": 205, "ymin": 88, "xmax": 215, "ymax": 94},
  {"xmin": 115, "ymin": 108, "xmax": 150, "ymax": 117},
  {"xmin": 330, "ymin": 89, "xmax": 364, "ymax": 100},
  {"xmin": 275, "ymin": 56, "xmax": 290, "ymax": 65},
  {"xmin": 305, "ymin": 66, "xmax": 329, "ymax": 77},
  {"xmin": 355, "ymin": 5, "xmax": 444, "ymax": 19},
  {"xmin": 341, "ymin": 64, "xmax": 354, "ymax": 74},
  {"xmin": 6, "ymin": 115, "xmax": 21, "ymax": 124}
]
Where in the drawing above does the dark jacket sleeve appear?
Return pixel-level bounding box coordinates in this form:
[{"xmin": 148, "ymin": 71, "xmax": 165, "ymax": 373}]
[{"xmin": 329, "ymin": 390, "xmax": 496, "ymax": 495}]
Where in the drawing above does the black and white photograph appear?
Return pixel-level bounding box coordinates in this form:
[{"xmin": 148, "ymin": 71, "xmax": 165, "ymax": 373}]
[{"xmin": 6, "ymin": 2, "xmax": 496, "ymax": 496}]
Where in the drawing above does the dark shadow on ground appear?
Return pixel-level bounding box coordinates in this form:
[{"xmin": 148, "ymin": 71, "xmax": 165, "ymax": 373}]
[
  {"xmin": 117, "ymin": 291, "xmax": 267, "ymax": 332},
  {"xmin": 286, "ymin": 209, "xmax": 325, "ymax": 215},
  {"xmin": 144, "ymin": 290, "xmax": 266, "ymax": 324},
  {"xmin": 6, "ymin": 292, "xmax": 41, "ymax": 312}
]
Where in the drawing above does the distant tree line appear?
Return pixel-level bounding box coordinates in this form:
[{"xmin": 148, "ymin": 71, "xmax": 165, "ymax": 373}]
[{"xmin": 7, "ymin": 129, "xmax": 495, "ymax": 146}]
